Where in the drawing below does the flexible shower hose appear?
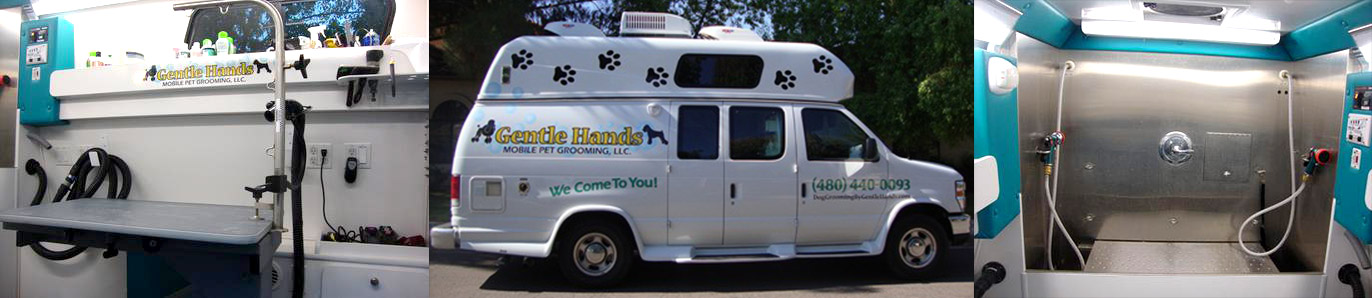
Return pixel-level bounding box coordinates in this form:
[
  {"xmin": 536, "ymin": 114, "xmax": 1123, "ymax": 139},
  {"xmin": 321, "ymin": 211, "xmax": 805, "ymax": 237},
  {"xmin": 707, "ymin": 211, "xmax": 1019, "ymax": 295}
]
[
  {"xmin": 1046, "ymin": 61, "xmax": 1085, "ymax": 269},
  {"xmin": 1238, "ymin": 73, "xmax": 1300, "ymax": 257}
]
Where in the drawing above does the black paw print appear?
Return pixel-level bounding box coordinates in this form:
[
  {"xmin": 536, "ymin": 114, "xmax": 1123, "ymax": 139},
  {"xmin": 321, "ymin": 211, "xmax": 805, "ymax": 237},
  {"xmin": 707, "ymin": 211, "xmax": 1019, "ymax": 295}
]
[
  {"xmin": 598, "ymin": 50, "xmax": 622, "ymax": 71},
  {"xmin": 774, "ymin": 70, "xmax": 796, "ymax": 90},
  {"xmin": 553, "ymin": 65, "xmax": 577, "ymax": 85},
  {"xmin": 511, "ymin": 49, "xmax": 534, "ymax": 70},
  {"xmin": 811, "ymin": 55, "xmax": 834, "ymax": 74},
  {"xmin": 645, "ymin": 67, "xmax": 670, "ymax": 87}
]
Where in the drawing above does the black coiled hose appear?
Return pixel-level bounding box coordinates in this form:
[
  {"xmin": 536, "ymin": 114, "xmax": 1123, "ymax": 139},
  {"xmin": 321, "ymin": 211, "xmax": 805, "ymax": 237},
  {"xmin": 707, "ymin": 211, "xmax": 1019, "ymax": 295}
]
[
  {"xmin": 268, "ymin": 99, "xmax": 308, "ymax": 298},
  {"xmin": 24, "ymin": 148, "xmax": 132, "ymax": 261}
]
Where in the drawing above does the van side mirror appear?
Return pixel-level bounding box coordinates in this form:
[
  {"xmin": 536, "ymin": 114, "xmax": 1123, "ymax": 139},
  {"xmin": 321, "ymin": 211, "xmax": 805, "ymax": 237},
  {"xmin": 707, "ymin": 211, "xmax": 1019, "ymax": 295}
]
[{"xmin": 863, "ymin": 138, "xmax": 879, "ymax": 161}]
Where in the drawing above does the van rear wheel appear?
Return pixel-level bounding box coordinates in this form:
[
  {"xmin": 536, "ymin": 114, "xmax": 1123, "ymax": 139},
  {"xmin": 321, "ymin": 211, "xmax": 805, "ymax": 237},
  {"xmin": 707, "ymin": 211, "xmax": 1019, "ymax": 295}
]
[
  {"xmin": 556, "ymin": 219, "xmax": 634, "ymax": 288},
  {"xmin": 884, "ymin": 215, "xmax": 947, "ymax": 280}
]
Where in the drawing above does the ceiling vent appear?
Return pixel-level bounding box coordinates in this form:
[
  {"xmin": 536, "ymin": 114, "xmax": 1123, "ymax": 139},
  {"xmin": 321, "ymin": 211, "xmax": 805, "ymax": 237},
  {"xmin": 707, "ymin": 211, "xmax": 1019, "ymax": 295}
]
[
  {"xmin": 1133, "ymin": 0, "xmax": 1246, "ymax": 26},
  {"xmin": 698, "ymin": 26, "xmax": 764, "ymax": 42},
  {"xmin": 544, "ymin": 21, "xmax": 606, "ymax": 37},
  {"xmin": 620, "ymin": 12, "xmax": 693, "ymax": 38}
]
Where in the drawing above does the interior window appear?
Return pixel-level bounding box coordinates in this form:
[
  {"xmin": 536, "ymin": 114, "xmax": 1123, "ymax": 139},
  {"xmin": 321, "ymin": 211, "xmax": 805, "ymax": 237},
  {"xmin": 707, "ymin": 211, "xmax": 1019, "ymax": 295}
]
[
  {"xmin": 678, "ymin": 106, "xmax": 720, "ymax": 160},
  {"xmin": 184, "ymin": 0, "xmax": 396, "ymax": 53},
  {"xmin": 730, "ymin": 107, "xmax": 785, "ymax": 160},
  {"xmin": 802, "ymin": 108, "xmax": 873, "ymax": 161}
]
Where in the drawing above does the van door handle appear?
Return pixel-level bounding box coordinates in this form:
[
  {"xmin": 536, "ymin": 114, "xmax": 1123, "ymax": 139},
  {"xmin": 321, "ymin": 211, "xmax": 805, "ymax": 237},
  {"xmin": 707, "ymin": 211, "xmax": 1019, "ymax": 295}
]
[
  {"xmin": 801, "ymin": 183, "xmax": 807, "ymax": 198},
  {"xmin": 730, "ymin": 183, "xmax": 736, "ymax": 199}
]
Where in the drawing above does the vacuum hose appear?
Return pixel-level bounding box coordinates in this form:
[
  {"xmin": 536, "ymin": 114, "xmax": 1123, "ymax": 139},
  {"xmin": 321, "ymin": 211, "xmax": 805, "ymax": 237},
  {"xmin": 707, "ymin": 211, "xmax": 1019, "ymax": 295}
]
[
  {"xmin": 268, "ymin": 99, "xmax": 308, "ymax": 298},
  {"xmin": 973, "ymin": 262, "xmax": 1006, "ymax": 298},
  {"xmin": 1339, "ymin": 264, "xmax": 1365, "ymax": 298},
  {"xmin": 24, "ymin": 148, "xmax": 133, "ymax": 261}
]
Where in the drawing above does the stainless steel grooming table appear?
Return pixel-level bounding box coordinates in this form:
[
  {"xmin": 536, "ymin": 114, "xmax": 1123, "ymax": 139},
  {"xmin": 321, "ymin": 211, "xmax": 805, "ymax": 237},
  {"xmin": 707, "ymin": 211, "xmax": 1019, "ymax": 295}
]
[
  {"xmin": 1084, "ymin": 240, "xmax": 1279, "ymax": 274},
  {"xmin": 0, "ymin": 199, "xmax": 279, "ymax": 298}
]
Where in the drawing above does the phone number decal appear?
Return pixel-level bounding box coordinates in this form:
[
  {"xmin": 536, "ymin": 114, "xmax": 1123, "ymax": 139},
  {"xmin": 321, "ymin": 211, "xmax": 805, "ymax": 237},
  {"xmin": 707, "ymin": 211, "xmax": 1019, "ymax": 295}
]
[{"xmin": 811, "ymin": 177, "xmax": 910, "ymax": 192}]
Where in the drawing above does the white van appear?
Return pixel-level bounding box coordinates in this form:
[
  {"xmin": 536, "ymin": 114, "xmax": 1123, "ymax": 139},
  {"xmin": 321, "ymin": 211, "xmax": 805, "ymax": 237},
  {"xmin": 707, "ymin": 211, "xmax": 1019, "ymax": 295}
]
[{"xmin": 431, "ymin": 12, "xmax": 968, "ymax": 287}]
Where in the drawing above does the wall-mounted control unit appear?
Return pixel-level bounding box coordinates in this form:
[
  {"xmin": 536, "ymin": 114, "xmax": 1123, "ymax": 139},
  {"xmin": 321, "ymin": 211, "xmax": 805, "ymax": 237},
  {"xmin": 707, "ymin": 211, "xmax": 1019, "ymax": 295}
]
[
  {"xmin": 18, "ymin": 17, "xmax": 73, "ymax": 126},
  {"xmin": 1334, "ymin": 73, "xmax": 1372, "ymax": 244}
]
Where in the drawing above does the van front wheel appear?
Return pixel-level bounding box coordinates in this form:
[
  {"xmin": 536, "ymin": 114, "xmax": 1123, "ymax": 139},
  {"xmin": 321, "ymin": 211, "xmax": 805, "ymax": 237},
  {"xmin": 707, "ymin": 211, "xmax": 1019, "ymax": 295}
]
[
  {"xmin": 884, "ymin": 215, "xmax": 947, "ymax": 280},
  {"xmin": 556, "ymin": 220, "xmax": 634, "ymax": 288}
]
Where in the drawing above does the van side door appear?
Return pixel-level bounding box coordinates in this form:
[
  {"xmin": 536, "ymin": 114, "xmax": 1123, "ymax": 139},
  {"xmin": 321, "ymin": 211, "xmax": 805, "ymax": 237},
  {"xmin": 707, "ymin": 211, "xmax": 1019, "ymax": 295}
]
[
  {"xmin": 793, "ymin": 106, "xmax": 890, "ymax": 245},
  {"xmin": 666, "ymin": 103, "xmax": 725, "ymax": 246},
  {"xmin": 722, "ymin": 103, "xmax": 799, "ymax": 245}
]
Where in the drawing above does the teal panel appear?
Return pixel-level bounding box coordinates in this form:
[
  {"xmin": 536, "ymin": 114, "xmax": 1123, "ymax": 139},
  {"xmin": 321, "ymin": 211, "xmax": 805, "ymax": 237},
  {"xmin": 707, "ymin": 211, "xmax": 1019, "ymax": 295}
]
[
  {"xmin": 1005, "ymin": 0, "xmax": 1074, "ymax": 47},
  {"xmin": 0, "ymin": 0, "xmax": 25, "ymax": 9},
  {"xmin": 18, "ymin": 17, "xmax": 73, "ymax": 126},
  {"xmin": 1061, "ymin": 29, "xmax": 1292, "ymax": 61},
  {"xmin": 973, "ymin": 49, "xmax": 1021, "ymax": 239},
  {"xmin": 127, "ymin": 252, "xmax": 190, "ymax": 298},
  {"xmin": 1284, "ymin": 0, "xmax": 1372, "ymax": 61},
  {"xmin": 1335, "ymin": 72, "xmax": 1372, "ymax": 244}
]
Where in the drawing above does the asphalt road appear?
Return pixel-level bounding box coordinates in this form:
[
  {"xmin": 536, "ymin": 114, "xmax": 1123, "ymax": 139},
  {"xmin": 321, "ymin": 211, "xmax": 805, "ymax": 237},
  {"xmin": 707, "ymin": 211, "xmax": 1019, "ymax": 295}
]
[{"xmin": 430, "ymin": 245, "xmax": 972, "ymax": 297}]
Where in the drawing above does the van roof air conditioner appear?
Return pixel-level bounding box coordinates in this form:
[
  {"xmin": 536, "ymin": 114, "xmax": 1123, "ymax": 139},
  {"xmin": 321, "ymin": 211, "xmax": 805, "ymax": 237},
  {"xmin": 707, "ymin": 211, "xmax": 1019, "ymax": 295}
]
[
  {"xmin": 620, "ymin": 12, "xmax": 693, "ymax": 38},
  {"xmin": 698, "ymin": 26, "xmax": 763, "ymax": 42},
  {"xmin": 545, "ymin": 21, "xmax": 606, "ymax": 37}
]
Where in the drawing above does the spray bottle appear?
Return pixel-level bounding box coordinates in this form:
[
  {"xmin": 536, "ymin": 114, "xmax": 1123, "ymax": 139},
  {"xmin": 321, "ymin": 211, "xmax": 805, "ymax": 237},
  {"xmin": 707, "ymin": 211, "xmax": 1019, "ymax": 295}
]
[{"xmin": 307, "ymin": 25, "xmax": 326, "ymax": 49}]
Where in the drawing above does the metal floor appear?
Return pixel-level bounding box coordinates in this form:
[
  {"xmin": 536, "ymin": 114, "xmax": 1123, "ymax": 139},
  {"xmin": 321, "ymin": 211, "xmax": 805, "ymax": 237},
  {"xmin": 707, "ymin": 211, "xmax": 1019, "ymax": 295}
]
[{"xmin": 1083, "ymin": 240, "xmax": 1279, "ymax": 274}]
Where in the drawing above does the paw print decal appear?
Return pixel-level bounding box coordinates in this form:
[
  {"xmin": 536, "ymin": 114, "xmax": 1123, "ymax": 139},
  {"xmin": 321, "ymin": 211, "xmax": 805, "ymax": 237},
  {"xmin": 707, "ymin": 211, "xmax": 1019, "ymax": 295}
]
[
  {"xmin": 812, "ymin": 55, "xmax": 834, "ymax": 74},
  {"xmin": 598, "ymin": 50, "xmax": 622, "ymax": 71},
  {"xmin": 645, "ymin": 67, "xmax": 670, "ymax": 87},
  {"xmin": 553, "ymin": 65, "xmax": 577, "ymax": 85},
  {"xmin": 511, "ymin": 49, "xmax": 534, "ymax": 70},
  {"xmin": 774, "ymin": 70, "xmax": 797, "ymax": 90}
]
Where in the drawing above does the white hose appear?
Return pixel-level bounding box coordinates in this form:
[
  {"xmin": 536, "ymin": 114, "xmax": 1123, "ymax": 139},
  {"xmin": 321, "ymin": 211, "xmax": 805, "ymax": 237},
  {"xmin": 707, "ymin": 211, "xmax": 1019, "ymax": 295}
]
[
  {"xmin": 1045, "ymin": 176, "xmax": 1087, "ymax": 266},
  {"xmin": 1238, "ymin": 72, "xmax": 1299, "ymax": 257},
  {"xmin": 1240, "ymin": 181, "xmax": 1306, "ymax": 256},
  {"xmin": 1047, "ymin": 61, "xmax": 1082, "ymax": 269}
]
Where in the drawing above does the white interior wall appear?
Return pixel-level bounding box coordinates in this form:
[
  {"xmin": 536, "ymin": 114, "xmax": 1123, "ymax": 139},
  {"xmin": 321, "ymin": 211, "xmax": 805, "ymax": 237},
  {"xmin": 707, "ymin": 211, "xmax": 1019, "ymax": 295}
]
[{"xmin": 15, "ymin": 1, "xmax": 429, "ymax": 297}]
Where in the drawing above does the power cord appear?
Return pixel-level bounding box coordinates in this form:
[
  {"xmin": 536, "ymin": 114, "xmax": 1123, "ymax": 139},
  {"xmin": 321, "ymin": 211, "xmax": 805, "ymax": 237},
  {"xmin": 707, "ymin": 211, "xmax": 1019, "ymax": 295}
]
[{"xmin": 321, "ymin": 149, "xmax": 336, "ymax": 233}]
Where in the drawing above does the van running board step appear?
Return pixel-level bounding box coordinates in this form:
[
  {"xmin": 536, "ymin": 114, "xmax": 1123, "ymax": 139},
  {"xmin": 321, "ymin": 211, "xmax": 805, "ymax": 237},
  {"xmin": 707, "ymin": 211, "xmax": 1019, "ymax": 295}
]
[{"xmin": 689, "ymin": 254, "xmax": 784, "ymax": 262}]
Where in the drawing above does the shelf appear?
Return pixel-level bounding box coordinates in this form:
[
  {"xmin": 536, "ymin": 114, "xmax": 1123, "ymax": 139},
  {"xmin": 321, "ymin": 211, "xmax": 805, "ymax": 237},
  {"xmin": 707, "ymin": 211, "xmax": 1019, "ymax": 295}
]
[{"xmin": 336, "ymin": 73, "xmax": 428, "ymax": 86}]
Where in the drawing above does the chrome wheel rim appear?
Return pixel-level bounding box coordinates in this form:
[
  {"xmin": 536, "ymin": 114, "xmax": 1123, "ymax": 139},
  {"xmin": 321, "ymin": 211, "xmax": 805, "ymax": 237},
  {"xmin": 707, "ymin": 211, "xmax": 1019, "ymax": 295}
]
[
  {"xmin": 573, "ymin": 232, "xmax": 616, "ymax": 276},
  {"xmin": 899, "ymin": 227, "xmax": 937, "ymax": 269}
]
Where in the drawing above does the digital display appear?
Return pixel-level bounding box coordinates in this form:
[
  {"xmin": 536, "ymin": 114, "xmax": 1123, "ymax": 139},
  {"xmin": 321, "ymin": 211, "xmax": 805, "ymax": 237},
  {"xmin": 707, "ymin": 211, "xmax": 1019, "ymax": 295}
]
[
  {"xmin": 674, "ymin": 54, "xmax": 764, "ymax": 89},
  {"xmin": 28, "ymin": 26, "xmax": 47, "ymax": 43}
]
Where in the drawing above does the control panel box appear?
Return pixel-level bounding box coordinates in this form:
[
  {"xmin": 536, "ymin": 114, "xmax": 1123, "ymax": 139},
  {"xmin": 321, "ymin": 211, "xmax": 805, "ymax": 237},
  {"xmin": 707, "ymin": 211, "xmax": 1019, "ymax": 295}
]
[
  {"xmin": 1347, "ymin": 113, "xmax": 1371, "ymax": 146},
  {"xmin": 18, "ymin": 17, "xmax": 74, "ymax": 126},
  {"xmin": 1335, "ymin": 73, "xmax": 1372, "ymax": 244}
]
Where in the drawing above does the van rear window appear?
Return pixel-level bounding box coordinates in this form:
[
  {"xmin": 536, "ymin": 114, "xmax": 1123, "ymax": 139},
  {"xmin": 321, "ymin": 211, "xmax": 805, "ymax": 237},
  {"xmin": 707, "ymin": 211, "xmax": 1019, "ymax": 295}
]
[{"xmin": 674, "ymin": 54, "xmax": 764, "ymax": 89}]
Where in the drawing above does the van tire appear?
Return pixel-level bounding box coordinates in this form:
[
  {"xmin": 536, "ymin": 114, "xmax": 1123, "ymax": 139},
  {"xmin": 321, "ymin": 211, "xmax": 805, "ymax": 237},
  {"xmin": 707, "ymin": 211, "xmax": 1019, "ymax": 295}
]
[
  {"xmin": 884, "ymin": 214, "xmax": 947, "ymax": 280},
  {"xmin": 556, "ymin": 219, "xmax": 635, "ymax": 288}
]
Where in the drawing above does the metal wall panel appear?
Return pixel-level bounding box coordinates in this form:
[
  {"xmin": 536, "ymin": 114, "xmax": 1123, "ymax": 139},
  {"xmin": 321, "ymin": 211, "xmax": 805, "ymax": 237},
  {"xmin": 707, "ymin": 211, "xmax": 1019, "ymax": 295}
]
[{"xmin": 1017, "ymin": 34, "xmax": 1347, "ymax": 271}]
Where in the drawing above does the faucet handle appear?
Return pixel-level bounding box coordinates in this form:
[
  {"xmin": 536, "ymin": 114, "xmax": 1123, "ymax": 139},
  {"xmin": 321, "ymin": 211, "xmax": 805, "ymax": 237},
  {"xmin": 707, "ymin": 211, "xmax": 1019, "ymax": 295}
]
[{"xmin": 286, "ymin": 54, "xmax": 311, "ymax": 78}]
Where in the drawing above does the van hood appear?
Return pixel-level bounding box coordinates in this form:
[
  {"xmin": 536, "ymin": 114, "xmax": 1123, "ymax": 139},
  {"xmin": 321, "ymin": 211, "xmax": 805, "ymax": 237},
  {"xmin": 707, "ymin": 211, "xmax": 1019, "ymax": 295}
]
[{"xmin": 889, "ymin": 155, "xmax": 963, "ymax": 213}]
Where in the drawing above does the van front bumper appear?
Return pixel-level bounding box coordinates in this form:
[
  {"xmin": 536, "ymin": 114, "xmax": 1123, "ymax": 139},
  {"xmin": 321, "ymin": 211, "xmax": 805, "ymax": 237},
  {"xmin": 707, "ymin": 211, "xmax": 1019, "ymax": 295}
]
[
  {"xmin": 429, "ymin": 223, "xmax": 458, "ymax": 250},
  {"xmin": 949, "ymin": 213, "xmax": 971, "ymax": 245}
]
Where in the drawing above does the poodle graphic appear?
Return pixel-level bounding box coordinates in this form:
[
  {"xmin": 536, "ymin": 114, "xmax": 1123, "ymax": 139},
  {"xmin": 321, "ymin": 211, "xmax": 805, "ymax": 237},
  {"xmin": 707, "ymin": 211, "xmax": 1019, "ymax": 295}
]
[
  {"xmin": 642, "ymin": 124, "xmax": 668, "ymax": 145},
  {"xmin": 471, "ymin": 119, "xmax": 497, "ymax": 143},
  {"xmin": 144, "ymin": 65, "xmax": 159, "ymax": 81}
]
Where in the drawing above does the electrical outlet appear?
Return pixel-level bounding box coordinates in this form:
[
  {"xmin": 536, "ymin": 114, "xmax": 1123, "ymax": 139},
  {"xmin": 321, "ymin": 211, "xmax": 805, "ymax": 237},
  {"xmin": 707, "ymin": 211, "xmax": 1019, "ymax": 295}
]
[
  {"xmin": 344, "ymin": 143, "xmax": 371, "ymax": 168},
  {"xmin": 307, "ymin": 143, "xmax": 332, "ymax": 169}
]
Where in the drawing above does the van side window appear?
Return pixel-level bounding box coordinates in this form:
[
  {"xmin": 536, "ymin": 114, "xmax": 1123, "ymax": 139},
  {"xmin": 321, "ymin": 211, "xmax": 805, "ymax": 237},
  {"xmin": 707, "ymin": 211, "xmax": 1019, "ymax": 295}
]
[
  {"xmin": 730, "ymin": 107, "xmax": 785, "ymax": 160},
  {"xmin": 678, "ymin": 106, "xmax": 720, "ymax": 160},
  {"xmin": 802, "ymin": 109, "xmax": 873, "ymax": 161}
]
